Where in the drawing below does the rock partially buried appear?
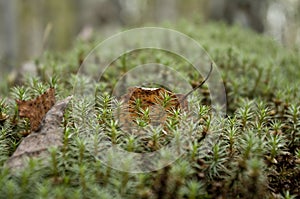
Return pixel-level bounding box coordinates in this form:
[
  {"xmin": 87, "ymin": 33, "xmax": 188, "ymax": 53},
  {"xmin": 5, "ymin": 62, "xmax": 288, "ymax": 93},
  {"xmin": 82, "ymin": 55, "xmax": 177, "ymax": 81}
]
[{"xmin": 6, "ymin": 96, "xmax": 72, "ymax": 170}]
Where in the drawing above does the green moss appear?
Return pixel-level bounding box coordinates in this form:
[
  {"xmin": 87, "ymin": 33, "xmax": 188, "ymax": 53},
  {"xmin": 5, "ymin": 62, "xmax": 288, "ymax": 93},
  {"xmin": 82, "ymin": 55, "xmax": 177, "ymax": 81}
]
[{"xmin": 0, "ymin": 18, "xmax": 300, "ymax": 198}]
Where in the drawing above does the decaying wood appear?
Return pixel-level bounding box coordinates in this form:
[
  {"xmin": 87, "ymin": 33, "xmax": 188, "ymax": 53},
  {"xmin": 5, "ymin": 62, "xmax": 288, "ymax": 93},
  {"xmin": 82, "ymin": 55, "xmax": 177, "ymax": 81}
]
[{"xmin": 6, "ymin": 96, "xmax": 72, "ymax": 170}]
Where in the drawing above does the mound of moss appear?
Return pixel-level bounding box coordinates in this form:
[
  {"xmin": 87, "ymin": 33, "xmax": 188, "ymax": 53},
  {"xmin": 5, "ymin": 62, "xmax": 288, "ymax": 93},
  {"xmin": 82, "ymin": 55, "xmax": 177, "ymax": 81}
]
[{"xmin": 0, "ymin": 19, "xmax": 300, "ymax": 198}]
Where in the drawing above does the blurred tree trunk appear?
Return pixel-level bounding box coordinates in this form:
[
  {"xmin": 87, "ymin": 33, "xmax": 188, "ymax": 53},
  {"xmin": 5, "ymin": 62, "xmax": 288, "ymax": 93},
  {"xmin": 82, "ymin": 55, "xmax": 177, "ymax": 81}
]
[
  {"xmin": 177, "ymin": 0, "xmax": 209, "ymax": 21},
  {"xmin": 17, "ymin": 0, "xmax": 78, "ymax": 63},
  {"xmin": 153, "ymin": 0, "xmax": 177, "ymax": 23},
  {"xmin": 209, "ymin": 0, "xmax": 266, "ymax": 33},
  {"xmin": 18, "ymin": 0, "xmax": 44, "ymax": 60},
  {"xmin": 78, "ymin": 0, "xmax": 122, "ymax": 28},
  {"xmin": 0, "ymin": 0, "xmax": 18, "ymax": 72},
  {"xmin": 45, "ymin": 0, "xmax": 78, "ymax": 50}
]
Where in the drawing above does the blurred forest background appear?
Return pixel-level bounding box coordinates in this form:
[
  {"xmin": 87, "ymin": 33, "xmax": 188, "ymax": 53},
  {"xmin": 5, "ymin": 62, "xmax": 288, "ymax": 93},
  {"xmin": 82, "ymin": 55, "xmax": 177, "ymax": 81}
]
[{"xmin": 0, "ymin": 0, "xmax": 300, "ymax": 77}]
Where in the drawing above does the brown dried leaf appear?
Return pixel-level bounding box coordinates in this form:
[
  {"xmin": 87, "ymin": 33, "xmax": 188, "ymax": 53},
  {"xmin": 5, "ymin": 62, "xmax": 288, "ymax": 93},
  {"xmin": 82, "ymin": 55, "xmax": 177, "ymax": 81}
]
[
  {"xmin": 117, "ymin": 87, "xmax": 188, "ymax": 129},
  {"xmin": 116, "ymin": 64, "xmax": 213, "ymax": 130},
  {"xmin": 16, "ymin": 87, "xmax": 56, "ymax": 132}
]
